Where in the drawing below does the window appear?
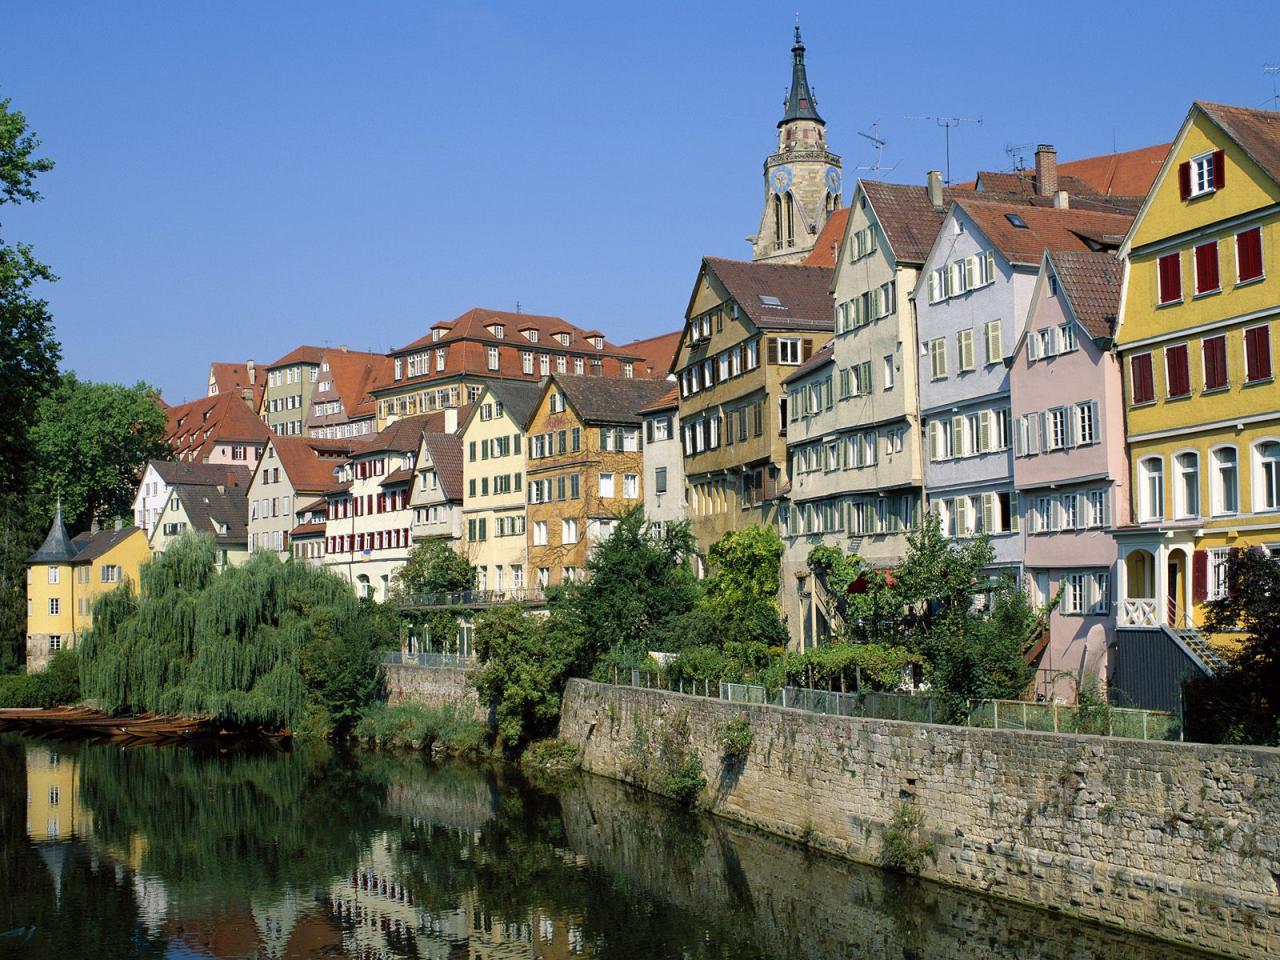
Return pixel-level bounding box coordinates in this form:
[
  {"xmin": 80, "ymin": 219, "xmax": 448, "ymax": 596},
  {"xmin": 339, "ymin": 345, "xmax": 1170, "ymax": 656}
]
[
  {"xmin": 777, "ymin": 338, "xmax": 803, "ymax": 365},
  {"xmin": 1237, "ymin": 227, "xmax": 1264, "ymax": 283},
  {"xmin": 655, "ymin": 466, "xmax": 667, "ymax": 494},
  {"xmin": 1074, "ymin": 401, "xmax": 1097, "ymax": 446},
  {"xmin": 1208, "ymin": 548, "xmax": 1231, "ymax": 600},
  {"xmin": 521, "ymin": 351, "xmax": 534, "ymax": 374},
  {"xmin": 1194, "ymin": 240, "xmax": 1220, "ymax": 294},
  {"xmin": 48, "ymin": 598, "xmax": 59, "ymax": 616},
  {"xmin": 1189, "ymin": 152, "xmax": 1218, "ymax": 197},
  {"xmin": 539, "ymin": 354, "xmax": 550, "ymax": 376},
  {"xmin": 746, "ymin": 340, "xmax": 759, "ymax": 369},
  {"xmin": 1202, "ymin": 334, "xmax": 1229, "ymax": 391},
  {"xmin": 562, "ymin": 519, "xmax": 578, "ymax": 544},
  {"xmin": 1211, "ymin": 446, "xmax": 1239, "ymax": 515},
  {"xmin": 1058, "ymin": 323, "xmax": 1077, "ymax": 353},
  {"xmin": 537, "ymin": 567, "xmax": 550, "ymax": 588},
  {"xmin": 1046, "ymin": 408, "xmax": 1068, "ymax": 450},
  {"xmin": 929, "ymin": 338, "xmax": 947, "ymax": 380},
  {"xmin": 100, "ymin": 564, "xmax": 120, "ymax": 583},
  {"xmin": 1165, "ymin": 343, "xmax": 1191, "ymax": 398},
  {"xmin": 882, "ymin": 355, "xmax": 894, "ymax": 390},
  {"xmin": 1130, "ymin": 352, "xmax": 1155, "ymax": 404},
  {"xmin": 598, "ymin": 473, "xmax": 615, "ymax": 498},
  {"xmin": 436, "ymin": 348, "xmax": 446, "ymax": 371},
  {"xmin": 47, "ymin": 567, "xmax": 59, "ymax": 585},
  {"xmin": 1088, "ymin": 573, "xmax": 1111, "ymax": 615},
  {"xmin": 1174, "ymin": 451, "xmax": 1200, "ymax": 518},
  {"xmin": 957, "ymin": 328, "xmax": 975, "ymax": 371},
  {"xmin": 574, "ymin": 357, "xmax": 584, "ymax": 375},
  {"xmin": 1062, "ymin": 573, "xmax": 1086, "ymax": 615},
  {"xmin": 1139, "ymin": 457, "xmax": 1164, "ymax": 521},
  {"xmin": 549, "ymin": 392, "xmax": 564, "ymax": 413},
  {"xmin": 48, "ymin": 636, "xmax": 61, "ymax": 652},
  {"xmin": 1157, "ymin": 252, "xmax": 1182, "ymax": 305},
  {"xmin": 985, "ymin": 320, "xmax": 1003, "ymax": 365},
  {"xmin": 1255, "ymin": 441, "xmax": 1280, "ymax": 511},
  {"xmin": 623, "ymin": 473, "xmax": 639, "ymax": 498},
  {"xmin": 1245, "ymin": 324, "xmax": 1272, "ymax": 383},
  {"xmin": 533, "ymin": 521, "xmax": 548, "ymax": 546}
]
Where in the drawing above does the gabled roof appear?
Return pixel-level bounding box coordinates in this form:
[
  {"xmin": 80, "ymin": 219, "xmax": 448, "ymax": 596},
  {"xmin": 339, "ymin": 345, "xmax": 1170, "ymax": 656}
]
[
  {"xmin": 419, "ymin": 433, "xmax": 464, "ymax": 501},
  {"xmin": 351, "ymin": 413, "xmax": 434, "ymax": 456},
  {"xmin": 781, "ymin": 340, "xmax": 835, "ymax": 385},
  {"xmin": 638, "ymin": 385, "xmax": 679, "ymax": 415},
  {"xmin": 164, "ymin": 392, "xmax": 271, "ymax": 462},
  {"xmin": 72, "ymin": 526, "xmax": 144, "ymax": 564},
  {"xmin": 266, "ymin": 345, "xmax": 326, "ymax": 369},
  {"xmin": 701, "ymin": 257, "xmax": 834, "ymax": 331},
  {"xmin": 27, "ymin": 504, "xmax": 78, "ymax": 564},
  {"xmin": 804, "ymin": 208, "xmax": 850, "ymax": 268},
  {"xmin": 1047, "ymin": 250, "xmax": 1124, "ymax": 340},
  {"xmin": 149, "ymin": 460, "xmax": 252, "ymax": 488},
  {"xmin": 482, "ymin": 379, "xmax": 544, "ymax": 431},
  {"xmin": 552, "ymin": 376, "xmax": 674, "ymax": 426},
  {"xmin": 208, "ymin": 362, "xmax": 264, "ymax": 409},
  {"xmin": 1196, "ymin": 101, "xmax": 1280, "ymax": 187},
  {"xmin": 392, "ymin": 308, "xmax": 641, "ymax": 360},
  {"xmin": 618, "ymin": 330, "xmax": 682, "ymax": 378},
  {"xmin": 267, "ymin": 437, "xmax": 353, "ymax": 494},
  {"xmin": 953, "ymin": 200, "xmax": 1134, "ymax": 267},
  {"xmin": 858, "ymin": 181, "xmax": 970, "ymax": 265},
  {"xmin": 170, "ymin": 483, "xmax": 248, "ymax": 546},
  {"xmin": 965, "ymin": 142, "xmax": 1170, "ymax": 198},
  {"xmin": 314, "ymin": 349, "xmax": 395, "ymax": 421}
]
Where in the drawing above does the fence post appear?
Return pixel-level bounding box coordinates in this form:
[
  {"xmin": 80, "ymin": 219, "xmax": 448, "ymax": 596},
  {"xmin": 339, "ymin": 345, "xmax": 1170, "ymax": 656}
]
[
  {"xmin": 993, "ymin": 702, "xmax": 999, "ymax": 730},
  {"xmin": 631, "ymin": 669, "xmax": 639, "ymax": 688},
  {"xmin": 781, "ymin": 687, "xmax": 787, "ymax": 709},
  {"xmin": 897, "ymin": 695, "xmax": 902, "ymax": 722},
  {"xmin": 1053, "ymin": 704, "xmax": 1059, "ymax": 733},
  {"xmin": 1021, "ymin": 701, "xmax": 1027, "ymax": 730},
  {"xmin": 928, "ymin": 699, "xmax": 933, "ymax": 725},
  {"xmin": 1142, "ymin": 710, "xmax": 1148, "ymax": 741}
]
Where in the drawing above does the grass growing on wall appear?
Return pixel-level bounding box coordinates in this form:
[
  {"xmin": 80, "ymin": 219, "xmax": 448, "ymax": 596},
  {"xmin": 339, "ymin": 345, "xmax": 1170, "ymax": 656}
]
[{"xmin": 353, "ymin": 701, "xmax": 488, "ymax": 755}]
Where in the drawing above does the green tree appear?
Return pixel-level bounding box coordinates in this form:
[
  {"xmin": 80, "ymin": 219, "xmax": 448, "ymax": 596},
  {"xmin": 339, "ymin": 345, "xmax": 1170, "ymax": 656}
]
[
  {"xmin": 390, "ymin": 538, "xmax": 476, "ymax": 598},
  {"xmin": 29, "ymin": 373, "xmax": 169, "ymax": 530},
  {"xmin": 1185, "ymin": 547, "xmax": 1280, "ymax": 745}
]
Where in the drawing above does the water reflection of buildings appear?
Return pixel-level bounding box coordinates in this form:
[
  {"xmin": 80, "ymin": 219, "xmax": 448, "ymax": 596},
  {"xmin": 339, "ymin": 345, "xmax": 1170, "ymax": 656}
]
[{"xmin": 328, "ymin": 828, "xmax": 588, "ymax": 960}]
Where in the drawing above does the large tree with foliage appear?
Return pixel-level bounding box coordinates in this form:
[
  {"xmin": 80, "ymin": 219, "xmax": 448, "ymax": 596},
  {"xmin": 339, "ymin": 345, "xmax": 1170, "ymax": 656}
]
[
  {"xmin": 390, "ymin": 538, "xmax": 476, "ymax": 598},
  {"xmin": 1185, "ymin": 547, "xmax": 1280, "ymax": 745},
  {"xmin": 78, "ymin": 533, "xmax": 392, "ymax": 735},
  {"xmin": 30, "ymin": 373, "xmax": 169, "ymax": 529}
]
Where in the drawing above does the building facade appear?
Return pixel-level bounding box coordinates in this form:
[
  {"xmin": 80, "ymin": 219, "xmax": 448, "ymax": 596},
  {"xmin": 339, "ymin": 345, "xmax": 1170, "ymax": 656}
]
[
  {"xmin": 639, "ymin": 387, "xmax": 684, "ymax": 536},
  {"xmin": 306, "ymin": 347, "xmax": 394, "ymax": 440},
  {"xmin": 1112, "ymin": 101, "xmax": 1280, "ymax": 707},
  {"xmin": 246, "ymin": 437, "xmax": 351, "ymax": 558},
  {"xmin": 409, "ymin": 432, "xmax": 465, "ymax": 549},
  {"xmin": 525, "ymin": 376, "xmax": 670, "ymax": 589},
  {"xmin": 261, "ymin": 346, "xmax": 326, "ymax": 437},
  {"xmin": 133, "ymin": 461, "xmax": 251, "ymax": 537},
  {"xmin": 148, "ymin": 483, "xmax": 250, "ymax": 569}
]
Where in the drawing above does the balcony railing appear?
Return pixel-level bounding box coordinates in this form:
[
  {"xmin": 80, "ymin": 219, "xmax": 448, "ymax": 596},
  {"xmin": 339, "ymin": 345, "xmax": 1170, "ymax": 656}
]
[
  {"xmin": 1118, "ymin": 598, "xmax": 1159, "ymax": 627},
  {"xmin": 384, "ymin": 651, "xmax": 475, "ymax": 669},
  {"xmin": 398, "ymin": 588, "xmax": 546, "ymax": 610}
]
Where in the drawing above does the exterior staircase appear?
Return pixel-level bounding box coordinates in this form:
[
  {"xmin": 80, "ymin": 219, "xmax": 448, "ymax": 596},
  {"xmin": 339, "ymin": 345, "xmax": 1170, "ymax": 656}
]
[{"xmin": 1169, "ymin": 625, "xmax": 1230, "ymax": 675}]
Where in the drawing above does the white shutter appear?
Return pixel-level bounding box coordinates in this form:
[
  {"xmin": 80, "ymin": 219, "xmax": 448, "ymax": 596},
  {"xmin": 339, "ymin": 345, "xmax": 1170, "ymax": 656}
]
[
  {"xmin": 982, "ymin": 492, "xmax": 996, "ymax": 533},
  {"xmin": 964, "ymin": 255, "xmax": 978, "ymax": 290},
  {"xmin": 985, "ymin": 249, "xmax": 996, "ymax": 284},
  {"xmin": 927, "ymin": 271, "xmax": 940, "ymax": 303},
  {"xmin": 951, "ymin": 416, "xmax": 965, "ymax": 458}
]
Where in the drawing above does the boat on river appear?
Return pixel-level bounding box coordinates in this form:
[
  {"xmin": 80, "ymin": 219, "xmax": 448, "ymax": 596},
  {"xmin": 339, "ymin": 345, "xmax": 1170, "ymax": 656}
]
[{"xmin": 0, "ymin": 706, "xmax": 290, "ymax": 743}]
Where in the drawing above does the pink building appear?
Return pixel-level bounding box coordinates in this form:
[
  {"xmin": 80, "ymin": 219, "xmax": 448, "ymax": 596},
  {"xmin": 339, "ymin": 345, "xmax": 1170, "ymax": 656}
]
[{"xmin": 1010, "ymin": 250, "xmax": 1131, "ymax": 702}]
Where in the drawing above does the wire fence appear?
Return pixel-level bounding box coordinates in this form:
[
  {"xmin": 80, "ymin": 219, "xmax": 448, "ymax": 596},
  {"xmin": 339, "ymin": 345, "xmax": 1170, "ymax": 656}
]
[{"xmin": 627, "ymin": 670, "xmax": 1181, "ymax": 741}]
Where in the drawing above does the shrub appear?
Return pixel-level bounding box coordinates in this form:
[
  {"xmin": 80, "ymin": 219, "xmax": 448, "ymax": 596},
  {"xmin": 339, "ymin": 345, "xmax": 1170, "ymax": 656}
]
[
  {"xmin": 879, "ymin": 803, "xmax": 934, "ymax": 874},
  {"xmin": 717, "ymin": 715, "xmax": 753, "ymax": 765},
  {"xmin": 522, "ymin": 737, "xmax": 581, "ymax": 771},
  {"xmin": 353, "ymin": 701, "xmax": 488, "ymax": 755},
  {"xmin": 0, "ymin": 650, "xmax": 81, "ymax": 708},
  {"xmin": 659, "ymin": 753, "xmax": 706, "ymax": 807}
]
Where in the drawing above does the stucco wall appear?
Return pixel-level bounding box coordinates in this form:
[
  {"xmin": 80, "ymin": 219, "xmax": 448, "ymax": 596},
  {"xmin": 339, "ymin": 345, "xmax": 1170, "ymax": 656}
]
[{"xmin": 560, "ymin": 679, "xmax": 1280, "ymax": 959}]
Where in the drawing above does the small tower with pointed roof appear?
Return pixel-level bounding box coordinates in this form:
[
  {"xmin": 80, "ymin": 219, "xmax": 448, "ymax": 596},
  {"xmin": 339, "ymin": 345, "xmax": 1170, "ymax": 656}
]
[{"xmin": 751, "ymin": 22, "xmax": 842, "ymax": 263}]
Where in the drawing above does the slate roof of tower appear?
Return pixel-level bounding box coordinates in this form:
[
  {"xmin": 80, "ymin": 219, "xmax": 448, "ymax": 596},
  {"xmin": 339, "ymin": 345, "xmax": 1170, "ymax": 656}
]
[
  {"xmin": 780, "ymin": 26, "xmax": 823, "ymax": 126},
  {"xmin": 702, "ymin": 257, "xmax": 834, "ymax": 331},
  {"xmin": 27, "ymin": 505, "xmax": 78, "ymax": 564}
]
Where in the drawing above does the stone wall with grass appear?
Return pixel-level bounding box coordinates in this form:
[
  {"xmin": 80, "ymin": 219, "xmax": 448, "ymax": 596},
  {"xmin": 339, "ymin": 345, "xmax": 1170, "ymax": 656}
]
[
  {"xmin": 559, "ymin": 678, "xmax": 1280, "ymax": 959},
  {"xmin": 384, "ymin": 663, "xmax": 482, "ymax": 716}
]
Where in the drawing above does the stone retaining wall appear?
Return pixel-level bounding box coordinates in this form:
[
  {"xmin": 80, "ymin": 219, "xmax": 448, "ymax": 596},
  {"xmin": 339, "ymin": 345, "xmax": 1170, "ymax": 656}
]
[
  {"xmin": 383, "ymin": 663, "xmax": 482, "ymax": 717},
  {"xmin": 559, "ymin": 679, "xmax": 1280, "ymax": 958}
]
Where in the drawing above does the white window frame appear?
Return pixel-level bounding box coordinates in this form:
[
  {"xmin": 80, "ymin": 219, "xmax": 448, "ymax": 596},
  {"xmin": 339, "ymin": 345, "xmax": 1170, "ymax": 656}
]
[
  {"xmin": 1139, "ymin": 456, "xmax": 1165, "ymax": 522},
  {"xmin": 777, "ymin": 338, "xmax": 803, "ymax": 365},
  {"xmin": 1173, "ymin": 449, "xmax": 1200, "ymax": 519},
  {"xmin": 598, "ymin": 472, "xmax": 615, "ymax": 498},
  {"xmin": 1252, "ymin": 438, "xmax": 1280, "ymax": 512},
  {"xmin": 1189, "ymin": 151, "xmax": 1216, "ymax": 198},
  {"xmin": 1210, "ymin": 444, "xmax": 1239, "ymax": 516}
]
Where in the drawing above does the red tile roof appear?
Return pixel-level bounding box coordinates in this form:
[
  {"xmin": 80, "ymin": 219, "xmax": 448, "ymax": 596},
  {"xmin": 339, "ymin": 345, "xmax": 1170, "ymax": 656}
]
[
  {"xmin": 638, "ymin": 385, "xmax": 679, "ymax": 415},
  {"xmin": 164, "ymin": 392, "xmax": 271, "ymax": 462},
  {"xmin": 267, "ymin": 436, "xmax": 353, "ymax": 495},
  {"xmin": 208, "ymin": 361, "xmax": 264, "ymax": 409},
  {"xmin": 266, "ymin": 345, "xmax": 327, "ymax": 369},
  {"xmin": 964, "ymin": 143, "xmax": 1170, "ymax": 199},
  {"xmin": 290, "ymin": 522, "xmax": 327, "ymax": 538},
  {"xmin": 804, "ymin": 208, "xmax": 850, "ymax": 268},
  {"xmin": 1197, "ymin": 101, "xmax": 1280, "ymax": 187},
  {"xmin": 702, "ymin": 257, "xmax": 834, "ymax": 331},
  {"xmin": 619, "ymin": 330, "xmax": 683, "ymax": 378},
  {"xmin": 311, "ymin": 348, "xmax": 395, "ymax": 423},
  {"xmin": 1048, "ymin": 250, "xmax": 1124, "ymax": 340},
  {"xmin": 420, "ymin": 432, "xmax": 464, "ymax": 501},
  {"xmin": 955, "ymin": 200, "xmax": 1134, "ymax": 267},
  {"xmin": 379, "ymin": 467, "xmax": 414, "ymax": 487}
]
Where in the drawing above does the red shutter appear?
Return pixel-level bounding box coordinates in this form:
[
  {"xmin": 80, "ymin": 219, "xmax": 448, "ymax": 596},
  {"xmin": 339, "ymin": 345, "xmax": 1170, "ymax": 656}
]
[
  {"xmin": 1204, "ymin": 336, "xmax": 1228, "ymax": 390},
  {"xmin": 1212, "ymin": 149, "xmax": 1226, "ymax": 190},
  {"xmin": 1178, "ymin": 161, "xmax": 1191, "ymax": 201},
  {"xmin": 1131, "ymin": 353, "xmax": 1155, "ymax": 404},
  {"xmin": 1246, "ymin": 325, "xmax": 1272, "ymax": 382},
  {"xmin": 1192, "ymin": 550, "xmax": 1208, "ymax": 605},
  {"xmin": 1194, "ymin": 242, "xmax": 1219, "ymax": 294},
  {"xmin": 1237, "ymin": 227, "xmax": 1263, "ymax": 282},
  {"xmin": 1158, "ymin": 252, "xmax": 1182, "ymax": 303},
  {"xmin": 1166, "ymin": 344, "xmax": 1190, "ymax": 397}
]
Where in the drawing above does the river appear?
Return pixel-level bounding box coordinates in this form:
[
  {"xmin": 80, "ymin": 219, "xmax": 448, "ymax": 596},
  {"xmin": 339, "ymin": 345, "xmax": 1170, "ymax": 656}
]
[{"xmin": 0, "ymin": 732, "xmax": 1224, "ymax": 960}]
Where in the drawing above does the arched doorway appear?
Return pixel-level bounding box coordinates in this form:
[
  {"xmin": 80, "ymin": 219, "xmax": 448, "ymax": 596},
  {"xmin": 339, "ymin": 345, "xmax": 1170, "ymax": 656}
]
[
  {"xmin": 1122, "ymin": 549, "xmax": 1157, "ymax": 626},
  {"xmin": 1167, "ymin": 548, "xmax": 1189, "ymax": 627}
]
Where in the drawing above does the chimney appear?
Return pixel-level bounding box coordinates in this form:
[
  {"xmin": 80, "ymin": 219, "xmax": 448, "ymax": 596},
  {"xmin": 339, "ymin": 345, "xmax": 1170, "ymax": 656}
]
[
  {"xmin": 1035, "ymin": 144, "xmax": 1057, "ymax": 198},
  {"xmin": 926, "ymin": 170, "xmax": 944, "ymax": 210},
  {"xmin": 1053, "ymin": 189, "xmax": 1070, "ymax": 209},
  {"xmin": 246, "ymin": 360, "xmax": 256, "ymax": 384},
  {"xmin": 444, "ymin": 407, "xmax": 459, "ymax": 433}
]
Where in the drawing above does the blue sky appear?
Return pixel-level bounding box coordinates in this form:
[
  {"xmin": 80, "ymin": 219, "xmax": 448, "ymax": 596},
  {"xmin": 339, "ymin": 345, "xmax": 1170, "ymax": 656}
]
[{"xmin": 3, "ymin": 1, "xmax": 1277, "ymax": 403}]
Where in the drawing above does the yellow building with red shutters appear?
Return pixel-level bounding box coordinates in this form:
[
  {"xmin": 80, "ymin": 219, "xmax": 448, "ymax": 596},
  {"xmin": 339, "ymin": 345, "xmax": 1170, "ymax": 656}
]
[{"xmin": 1112, "ymin": 101, "xmax": 1280, "ymax": 708}]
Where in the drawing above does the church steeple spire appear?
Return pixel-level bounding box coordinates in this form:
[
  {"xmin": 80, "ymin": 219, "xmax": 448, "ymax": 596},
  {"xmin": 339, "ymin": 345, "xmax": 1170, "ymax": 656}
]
[{"xmin": 780, "ymin": 20, "xmax": 823, "ymax": 127}]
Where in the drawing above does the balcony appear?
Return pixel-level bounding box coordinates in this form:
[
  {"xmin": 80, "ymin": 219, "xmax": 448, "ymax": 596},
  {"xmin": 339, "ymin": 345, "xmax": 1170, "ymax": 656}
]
[
  {"xmin": 1118, "ymin": 598, "xmax": 1159, "ymax": 627},
  {"xmin": 397, "ymin": 588, "xmax": 546, "ymax": 611}
]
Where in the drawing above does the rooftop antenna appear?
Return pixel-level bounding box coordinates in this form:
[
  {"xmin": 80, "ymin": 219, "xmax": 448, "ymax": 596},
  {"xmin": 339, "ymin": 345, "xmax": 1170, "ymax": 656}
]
[
  {"xmin": 857, "ymin": 122, "xmax": 899, "ymax": 173},
  {"xmin": 1004, "ymin": 142, "xmax": 1035, "ymax": 171},
  {"xmin": 1265, "ymin": 64, "xmax": 1280, "ymax": 109},
  {"xmin": 906, "ymin": 115, "xmax": 983, "ymax": 185},
  {"xmin": 515, "ymin": 301, "xmax": 522, "ymax": 314}
]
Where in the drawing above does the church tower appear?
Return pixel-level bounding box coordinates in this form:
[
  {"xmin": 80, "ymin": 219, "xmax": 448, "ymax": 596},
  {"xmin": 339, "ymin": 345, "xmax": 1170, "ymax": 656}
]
[{"xmin": 750, "ymin": 24, "xmax": 842, "ymax": 263}]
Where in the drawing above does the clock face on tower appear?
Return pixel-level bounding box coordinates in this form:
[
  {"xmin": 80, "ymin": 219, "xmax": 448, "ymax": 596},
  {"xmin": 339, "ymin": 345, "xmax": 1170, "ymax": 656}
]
[
  {"xmin": 770, "ymin": 166, "xmax": 793, "ymax": 194},
  {"xmin": 824, "ymin": 166, "xmax": 841, "ymax": 195}
]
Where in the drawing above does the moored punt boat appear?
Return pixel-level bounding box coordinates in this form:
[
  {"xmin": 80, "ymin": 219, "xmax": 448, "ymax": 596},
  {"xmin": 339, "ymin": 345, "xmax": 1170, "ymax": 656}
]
[{"xmin": 0, "ymin": 706, "xmax": 290, "ymax": 743}]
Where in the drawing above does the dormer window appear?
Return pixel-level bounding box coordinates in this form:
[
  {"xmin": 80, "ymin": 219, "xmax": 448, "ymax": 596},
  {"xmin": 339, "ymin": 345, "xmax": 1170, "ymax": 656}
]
[
  {"xmin": 432, "ymin": 329, "xmax": 443, "ymax": 342},
  {"xmin": 556, "ymin": 332, "xmax": 571, "ymax": 346},
  {"xmin": 591, "ymin": 336, "xmax": 603, "ymax": 349},
  {"xmin": 524, "ymin": 328, "xmax": 539, "ymax": 343},
  {"xmin": 490, "ymin": 324, "xmax": 505, "ymax": 338}
]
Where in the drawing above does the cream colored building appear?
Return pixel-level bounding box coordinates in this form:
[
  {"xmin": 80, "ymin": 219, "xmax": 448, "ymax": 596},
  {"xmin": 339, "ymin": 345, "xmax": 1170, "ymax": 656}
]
[
  {"xmin": 459, "ymin": 380, "xmax": 542, "ymax": 596},
  {"xmin": 149, "ymin": 483, "xmax": 249, "ymax": 570},
  {"xmin": 409, "ymin": 431, "xmax": 465, "ymax": 549},
  {"xmin": 246, "ymin": 436, "xmax": 351, "ymax": 558}
]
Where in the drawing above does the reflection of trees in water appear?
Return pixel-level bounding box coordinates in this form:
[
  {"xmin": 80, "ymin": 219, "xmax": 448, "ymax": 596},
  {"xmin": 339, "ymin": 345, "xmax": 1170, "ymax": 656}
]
[{"xmin": 76, "ymin": 739, "xmax": 389, "ymax": 907}]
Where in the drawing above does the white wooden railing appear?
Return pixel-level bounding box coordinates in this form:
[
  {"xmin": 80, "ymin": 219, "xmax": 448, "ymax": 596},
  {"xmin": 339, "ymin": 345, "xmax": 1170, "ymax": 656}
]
[{"xmin": 1119, "ymin": 598, "xmax": 1159, "ymax": 627}]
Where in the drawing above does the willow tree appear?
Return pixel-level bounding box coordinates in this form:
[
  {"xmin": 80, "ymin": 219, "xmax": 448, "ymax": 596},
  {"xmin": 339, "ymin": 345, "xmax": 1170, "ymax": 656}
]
[{"xmin": 78, "ymin": 533, "xmax": 391, "ymax": 734}]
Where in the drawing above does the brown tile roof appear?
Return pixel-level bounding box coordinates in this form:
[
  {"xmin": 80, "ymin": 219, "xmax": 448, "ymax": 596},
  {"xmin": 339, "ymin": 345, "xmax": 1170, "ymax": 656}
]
[
  {"xmin": 638, "ymin": 384, "xmax": 679, "ymax": 415},
  {"xmin": 266, "ymin": 345, "xmax": 326, "ymax": 369},
  {"xmin": 349, "ymin": 406, "xmax": 467, "ymax": 458},
  {"xmin": 554, "ymin": 375, "xmax": 675, "ymax": 425},
  {"xmin": 208, "ymin": 362, "xmax": 264, "ymax": 409},
  {"xmin": 379, "ymin": 467, "xmax": 414, "ymax": 487},
  {"xmin": 420, "ymin": 432, "xmax": 464, "ymax": 501},
  {"xmin": 164, "ymin": 393, "xmax": 271, "ymax": 462},
  {"xmin": 290, "ymin": 522, "xmax": 326, "ymax": 537},
  {"xmin": 393, "ymin": 309, "xmax": 643, "ymax": 362},
  {"xmin": 703, "ymin": 257, "xmax": 834, "ymax": 331},
  {"xmin": 804, "ymin": 208, "xmax": 850, "ymax": 267},
  {"xmin": 1197, "ymin": 101, "xmax": 1280, "ymax": 187},
  {"xmin": 313, "ymin": 349, "xmax": 395, "ymax": 422},
  {"xmin": 150, "ymin": 460, "xmax": 252, "ymax": 488},
  {"xmin": 619, "ymin": 330, "xmax": 683, "ymax": 378},
  {"xmin": 781, "ymin": 340, "xmax": 835, "ymax": 385},
  {"xmin": 1048, "ymin": 250, "xmax": 1123, "ymax": 340},
  {"xmin": 964, "ymin": 143, "xmax": 1170, "ymax": 198},
  {"xmin": 955, "ymin": 200, "xmax": 1134, "ymax": 267},
  {"xmin": 171, "ymin": 483, "xmax": 248, "ymax": 546},
  {"xmin": 268, "ymin": 437, "xmax": 352, "ymax": 495},
  {"xmin": 71, "ymin": 526, "xmax": 144, "ymax": 564}
]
